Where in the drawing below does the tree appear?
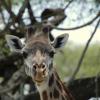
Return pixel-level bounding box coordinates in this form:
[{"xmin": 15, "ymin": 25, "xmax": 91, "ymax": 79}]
[{"xmin": 0, "ymin": 0, "xmax": 100, "ymax": 100}]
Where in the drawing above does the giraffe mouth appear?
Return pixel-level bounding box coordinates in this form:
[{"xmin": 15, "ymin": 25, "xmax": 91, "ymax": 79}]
[{"xmin": 35, "ymin": 79, "xmax": 44, "ymax": 83}]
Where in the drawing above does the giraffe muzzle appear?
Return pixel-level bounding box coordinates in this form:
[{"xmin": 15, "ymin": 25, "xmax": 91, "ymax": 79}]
[
  {"xmin": 34, "ymin": 67, "xmax": 47, "ymax": 83},
  {"xmin": 32, "ymin": 62, "xmax": 48, "ymax": 83}
]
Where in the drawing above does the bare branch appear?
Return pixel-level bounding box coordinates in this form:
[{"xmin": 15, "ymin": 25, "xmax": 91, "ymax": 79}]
[
  {"xmin": 1, "ymin": 0, "xmax": 16, "ymax": 19},
  {"xmin": 64, "ymin": 0, "xmax": 75, "ymax": 10},
  {"xmin": 69, "ymin": 18, "xmax": 100, "ymax": 83},
  {"xmin": 27, "ymin": 0, "xmax": 37, "ymax": 24},
  {"xmin": 53, "ymin": 11, "xmax": 100, "ymax": 30},
  {"xmin": 48, "ymin": 9, "xmax": 66, "ymax": 26},
  {"xmin": 41, "ymin": 8, "xmax": 66, "ymax": 27},
  {"xmin": 16, "ymin": 0, "xmax": 29, "ymax": 23}
]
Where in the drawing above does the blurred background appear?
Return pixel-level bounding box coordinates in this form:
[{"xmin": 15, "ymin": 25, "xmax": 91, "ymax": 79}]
[{"xmin": 0, "ymin": 0, "xmax": 100, "ymax": 100}]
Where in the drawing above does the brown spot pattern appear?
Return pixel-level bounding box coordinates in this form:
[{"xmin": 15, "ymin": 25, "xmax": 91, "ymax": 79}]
[
  {"xmin": 48, "ymin": 74, "xmax": 54, "ymax": 87},
  {"xmin": 53, "ymin": 88, "xmax": 59, "ymax": 99},
  {"xmin": 62, "ymin": 95, "xmax": 65, "ymax": 100},
  {"xmin": 42, "ymin": 90, "xmax": 48, "ymax": 100},
  {"xmin": 50, "ymin": 92, "xmax": 52, "ymax": 98},
  {"xmin": 54, "ymin": 71, "xmax": 60, "ymax": 80},
  {"xmin": 56, "ymin": 80, "xmax": 62, "ymax": 91}
]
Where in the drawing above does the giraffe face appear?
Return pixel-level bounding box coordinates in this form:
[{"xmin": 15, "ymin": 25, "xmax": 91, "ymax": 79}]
[
  {"xmin": 23, "ymin": 42, "xmax": 55, "ymax": 84},
  {"xmin": 5, "ymin": 33, "xmax": 69, "ymax": 85}
]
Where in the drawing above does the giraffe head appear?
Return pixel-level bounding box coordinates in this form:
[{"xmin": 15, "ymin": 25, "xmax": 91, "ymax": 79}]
[{"xmin": 5, "ymin": 27, "xmax": 69, "ymax": 86}]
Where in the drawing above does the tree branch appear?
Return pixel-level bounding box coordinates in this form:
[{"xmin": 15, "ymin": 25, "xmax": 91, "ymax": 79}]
[
  {"xmin": 1, "ymin": 0, "xmax": 16, "ymax": 19},
  {"xmin": 64, "ymin": 0, "xmax": 75, "ymax": 10},
  {"xmin": 69, "ymin": 18, "xmax": 100, "ymax": 83},
  {"xmin": 15, "ymin": 0, "xmax": 29, "ymax": 23},
  {"xmin": 53, "ymin": 11, "xmax": 100, "ymax": 30},
  {"xmin": 27, "ymin": 0, "xmax": 37, "ymax": 25},
  {"xmin": 41, "ymin": 8, "xmax": 66, "ymax": 27}
]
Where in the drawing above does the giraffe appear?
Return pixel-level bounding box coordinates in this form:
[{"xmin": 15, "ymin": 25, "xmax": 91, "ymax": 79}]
[{"xmin": 5, "ymin": 27, "xmax": 74, "ymax": 100}]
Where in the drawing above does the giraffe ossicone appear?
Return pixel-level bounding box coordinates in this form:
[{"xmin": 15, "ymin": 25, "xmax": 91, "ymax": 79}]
[{"xmin": 6, "ymin": 28, "xmax": 74, "ymax": 100}]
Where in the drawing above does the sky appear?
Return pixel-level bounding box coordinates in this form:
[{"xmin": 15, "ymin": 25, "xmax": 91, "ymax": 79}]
[
  {"xmin": 49, "ymin": 0, "xmax": 100, "ymax": 45},
  {"xmin": 0, "ymin": 0, "xmax": 100, "ymax": 46},
  {"xmin": 43, "ymin": 0, "xmax": 100, "ymax": 45},
  {"xmin": 52, "ymin": 25, "xmax": 100, "ymax": 45}
]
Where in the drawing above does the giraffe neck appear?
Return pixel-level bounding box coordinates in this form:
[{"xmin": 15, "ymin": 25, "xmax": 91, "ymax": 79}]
[{"xmin": 36, "ymin": 69, "xmax": 74, "ymax": 100}]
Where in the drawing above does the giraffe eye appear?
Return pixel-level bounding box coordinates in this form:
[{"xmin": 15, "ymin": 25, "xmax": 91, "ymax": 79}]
[
  {"xmin": 33, "ymin": 65, "xmax": 37, "ymax": 69},
  {"xmin": 49, "ymin": 51, "xmax": 55, "ymax": 57}
]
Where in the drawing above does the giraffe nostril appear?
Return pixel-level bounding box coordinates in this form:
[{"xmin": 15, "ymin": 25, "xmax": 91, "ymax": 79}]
[{"xmin": 41, "ymin": 63, "xmax": 46, "ymax": 69}]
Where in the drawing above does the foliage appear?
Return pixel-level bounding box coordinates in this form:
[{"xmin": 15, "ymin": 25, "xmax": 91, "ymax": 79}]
[
  {"xmin": 0, "ymin": 38, "xmax": 9, "ymax": 57},
  {"xmin": 54, "ymin": 42, "xmax": 100, "ymax": 80}
]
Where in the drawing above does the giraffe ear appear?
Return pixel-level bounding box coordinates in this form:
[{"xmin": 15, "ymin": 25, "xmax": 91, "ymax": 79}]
[
  {"xmin": 52, "ymin": 33, "xmax": 69, "ymax": 49},
  {"xmin": 5, "ymin": 35, "xmax": 23, "ymax": 52}
]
